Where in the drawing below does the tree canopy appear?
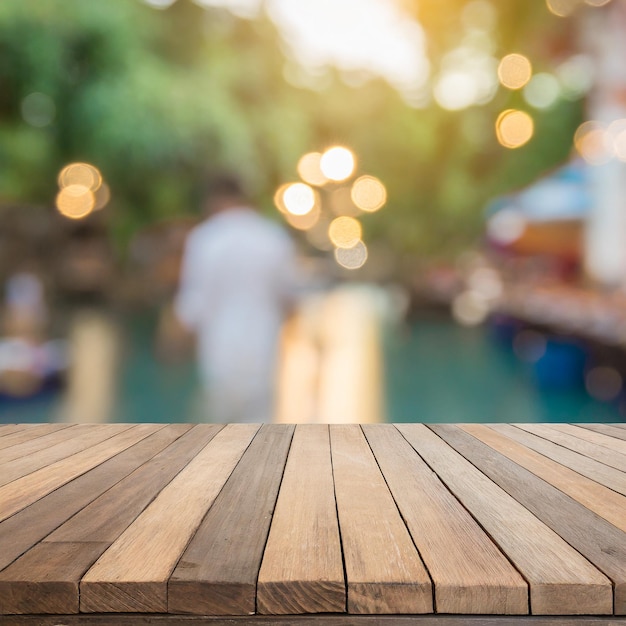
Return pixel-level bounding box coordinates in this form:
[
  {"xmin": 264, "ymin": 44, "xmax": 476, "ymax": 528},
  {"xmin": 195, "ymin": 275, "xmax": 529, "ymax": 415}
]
[{"xmin": 0, "ymin": 0, "xmax": 588, "ymax": 271}]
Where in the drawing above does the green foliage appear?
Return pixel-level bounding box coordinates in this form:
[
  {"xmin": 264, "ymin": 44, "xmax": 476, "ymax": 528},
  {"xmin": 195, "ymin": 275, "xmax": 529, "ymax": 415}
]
[{"xmin": 0, "ymin": 0, "xmax": 585, "ymax": 266}]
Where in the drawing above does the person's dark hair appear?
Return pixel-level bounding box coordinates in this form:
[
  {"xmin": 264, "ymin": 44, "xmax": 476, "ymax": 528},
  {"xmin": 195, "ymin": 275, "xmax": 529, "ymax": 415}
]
[{"xmin": 199, "ymin": 173, "xmax": 248, "ymax": 214}]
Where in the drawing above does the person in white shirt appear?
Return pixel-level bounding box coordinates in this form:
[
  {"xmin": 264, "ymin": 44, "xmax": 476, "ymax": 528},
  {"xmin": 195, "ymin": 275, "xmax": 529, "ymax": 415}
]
[{"xmin": 174, "ymin": 176, "xmax": 298, "ymax": 423}]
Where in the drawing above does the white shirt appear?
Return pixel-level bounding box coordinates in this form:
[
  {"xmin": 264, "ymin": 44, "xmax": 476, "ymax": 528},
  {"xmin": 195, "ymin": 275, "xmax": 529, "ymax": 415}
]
[{"xmin": 175, "ymin": 207, "xmax": 297, "ymax": 421}]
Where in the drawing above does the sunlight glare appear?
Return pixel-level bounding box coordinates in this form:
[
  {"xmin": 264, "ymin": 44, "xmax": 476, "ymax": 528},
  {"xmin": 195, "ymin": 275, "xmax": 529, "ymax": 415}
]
[
  {"xmin": 282, "ymin": 183, "xmax": 317, "ymax": 215},
  {"xmin": 320, "ymin": 147, "xmax": 356, "ymax": 182}
]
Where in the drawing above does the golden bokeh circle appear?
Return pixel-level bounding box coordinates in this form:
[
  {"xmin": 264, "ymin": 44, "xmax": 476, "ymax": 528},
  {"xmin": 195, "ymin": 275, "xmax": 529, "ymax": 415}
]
[
  {"xmin": 495, "ymin": 109, "xmax": 534, "ymax": 149},
  {"xmin": 328, "ymin": 216, "xmax": 362, "ymax": 249},
  {"xmin": 351, "ymin": 175, "xmax": 387, "ymax": 212},
  {"xmin": 297, "ymin": 152, "xmax": 328, "ymax": 186},
  {"xmin": 58, "ymin": 162, "xmax": 102, "ymax": 192},
  {"xmin": 56, "ymin": 184, "xmax": 96, "ymax": 220},
  {"xmin": 497, "ymin": 54, "xmax": 532, "ymax": 90}
]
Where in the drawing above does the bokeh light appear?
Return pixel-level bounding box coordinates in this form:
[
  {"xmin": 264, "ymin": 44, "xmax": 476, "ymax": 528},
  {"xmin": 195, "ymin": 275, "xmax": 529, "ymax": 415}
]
[
  {"xmin": 273, "ymin": 183, "xmax": 290, "ymax": 214},
  {"xmin": 497, "ymin": 54, "xmax": 532, "ymax": 90},
  {"xmin": 328, "ymin": 216, "xmax": 362, "ymax": 248},
  {"xmin": 334, "ymin": 240, "xmax": 368, "ymax": 270},
  {"xmin": 351, "ymin": 175, "xmax": 387, "ymax": 212},
  {"xmin": 495, "ymin": 109, "xmax": 534, "ymax": 149},
  {"xmin": 574, "ymin": 121, "xmax": 614, "ymax": 165},
  {"xmin": 282, "ymin": 182, "xmax": 317, "ymax": 215},
  {"xmin": 585, "ymin": 366, "xmax": 622, "ymax": 402},
  {"xmin": 94, "ymin": 183, "xmax": 111, "ymax": 210},
  {"xmin": 467, "ymin": 267, "xmax": 502, "ymax": 300},
  {"xmin": 585, "ymin": 0, "xmax": 612, "ymax": 6},
  {"xmin": 58, "ymin": 163, "xmax": 102, "ymax": 192},
  {"xmin": 297, "ymin": 152, "xmax": 328, "ymax": 186},
  {"xmin": 556, "ymin": 55, "xmax": 594, "ymax": 99},
  {"xmin": 546, "ymin": 0, "xmax": 579, "ymax": 17},
  {"xmin": 21, "ymin": 92, "xmax": 56, "ymax": 128},
  {"xmin": 320, "ymin": 146, "xmax": 356, "ymax": 181},
  {"xmin": 285, "ymin": 205, "xmax": 321, "ymax": 230},
  {"xmin": 305, "ymin": 218, "xmax": 334, "ymax": 251},
  {"xmin": 56, "ymin": 184, "xmax": 96, "ymax": 220},
  {"xmin": 452, "ymin": 291, "xmax": 489, "ymax": 326},
  {"xmin": 523, "ymin": 73, "xmax": 561, "ymax": 109}
]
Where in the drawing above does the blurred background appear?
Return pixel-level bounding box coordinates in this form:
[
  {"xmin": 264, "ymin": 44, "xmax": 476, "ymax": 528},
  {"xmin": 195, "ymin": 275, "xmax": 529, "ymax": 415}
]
[{"xmin": 1, "ymin": 0, "xmax": 626, "ymax": 424}]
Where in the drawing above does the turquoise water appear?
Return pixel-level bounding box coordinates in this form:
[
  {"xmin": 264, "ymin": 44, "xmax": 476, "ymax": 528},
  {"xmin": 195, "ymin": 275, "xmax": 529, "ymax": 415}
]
[
  {"xmin": 1, "ymin": 311, "xmax": 623, "ymax": 424},
  {"xmin": 385, "ymin": 316, "xmax": 622, "ymax": 423}
]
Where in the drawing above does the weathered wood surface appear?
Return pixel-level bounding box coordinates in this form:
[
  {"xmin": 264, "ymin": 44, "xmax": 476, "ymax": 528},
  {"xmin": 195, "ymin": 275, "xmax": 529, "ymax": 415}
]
[{"xmin": 0, "ymin": 422, "xmax": 625, "ymax": 623}]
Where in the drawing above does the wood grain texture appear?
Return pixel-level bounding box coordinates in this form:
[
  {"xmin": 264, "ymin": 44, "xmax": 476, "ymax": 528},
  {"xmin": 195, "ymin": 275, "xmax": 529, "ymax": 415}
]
[
  {"xmin": 80, "ymin": 424, "xmax": 260, "ymax": 614},
  {"xmin": 45, "ymin": 424, "xmax": 220, "ymax": 543},
  {"xmin": 362, "ymin": 424, "xmax": 527, "ymax": 615},
  {"xmin": 2, "ymin": 615, "xmax": 626, "ymax": 625},
  {"xmin": 0, "ymin": 423, "xmax": 72, "ymax": 451},
  {"xmin": 0, "ymin": 425, "xmax": 193, "ymax": 572},
  {"xmin": 331, "ymin": 425, "xmax": 432, "ymax": 615},
  {"xmin": 550, "ymin": 424, "xmax": 626, "ymax": 456},
  {"xmin": 0, "ymin": 424, "xmax": 161, "ymax": 523},
  {"xmin": 0, "ymin": 542, "xmax": 107, "ymax": 614},
  {"xmin": 257, "ymin": 425, "xmax": 345, "ymax": 615},
  {"xmin": 0, "ymin": 424, "xmax": 136, "ymax": 486},
  {"xmin": 399, "ymin": 424, "xmax": 612, "ymax": 616},
  {"xmin": 429, "ymin": 425, "xmax": 625, "ymax": 615},
  {"xmin": 169, "ymin": 424, "xmax": 294, "ymax": 616},
  {"xmin": 578, "ymin": 424, "xmax": 626, "ymax": 441},
  {"xmin": 515, "ymin": 424, "xmax": 626, "ymax": 473},
  {"xmin": 488, "ymin": 424, "xmax": 626, "ymax": 497},
  {"xmin": 0, "ymin": 424, "xmax": 34, "ymax": 438},
  {"xmin": 0, "ymin": 424, "xmax": 90, "ymax": 464},
  {"xmin": 459, "ymin": 424, "xmax": 626, "ymax": 532}
]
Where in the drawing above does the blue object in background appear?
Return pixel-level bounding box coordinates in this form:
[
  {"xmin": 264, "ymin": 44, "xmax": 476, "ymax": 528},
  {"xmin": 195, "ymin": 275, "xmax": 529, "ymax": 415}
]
[{"xmin": 531, "ymin": 337, "xmax": 587, "ymax": 390}]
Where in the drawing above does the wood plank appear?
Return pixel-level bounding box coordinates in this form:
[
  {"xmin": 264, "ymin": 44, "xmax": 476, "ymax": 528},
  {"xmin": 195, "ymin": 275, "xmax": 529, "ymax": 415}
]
[
  {"xmin": 80, "ymin": 424, "xmax": 260, "ymax": 614},
  {"xmin": 0, "ymin": 424, "xmax": 34, "ymax": 438},
  {"xmin": 0, "ymin": 423, "xmax": 72, "ymax": 451},
  {"xmin": 399, "ymin": 424, "xmax": 613, "ymax": 616},
  {"xmin": 3, "ymin": 615, "xmax": 626, "ymax": 626},
  {"xmin": 428, "ymin": 425, "xmax": 624, "ymax": 615},
  {"xmin": 0, "ymin": 424, "xmax": 161, "ymax": 522},
  {"xmin": 552, "ymin": 424, "xmax": 626, "ymax": 455},
  {"xmin": 331, "ymin": 425, "xmax": 432, "ymax": 614},
  {"xmin": 0, "ymin": 425, "xmax": 91, "ymax": 464},
  {"xmin": 44, "ymin": 424, "xmax": 222, "ymax": 544},
  {"xmin": 169, "ymin": 424, "xmax": 294, "ymax": 616},
  {"xmin": 0, "ymin": 424, "xmax": 135, "ymax": 486},
  {"xmin": 0, "ymin": 542, "xmax": 107, "ymax": 615},
  {"xmin": 459, "ymin": 424, "xmax": 626, "ymax": 533},
  {"xmin": 578, "ymin": 424, "xmax": 626, "ymax": 441},
  {"xmin": 488, "ymin": 424, "xmax": 626, "ymax": 497},
  {"xmin": 362, "ymin": 424, "xmax": 527, "ymax": 615},
  {"xmin": 515, "ymin": 424, "xmax": 626, "ymax": 473},
  {"xmin": 257, "ymin": 424, "xmax": 345, "ymax": 615},
  {"xmin": 0, "ymin": 424, "xmax": 197, "ymax": 572},
  {"xmin": 0, "ymin": 425, "xmax": 219, "ymax": 615}
]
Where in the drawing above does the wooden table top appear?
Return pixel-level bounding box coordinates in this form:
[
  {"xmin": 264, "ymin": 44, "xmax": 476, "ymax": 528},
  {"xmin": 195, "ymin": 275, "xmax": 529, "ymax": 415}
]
[{"xmin": 0, "ymin": 422, "xmax": 625, "ymax": 625}]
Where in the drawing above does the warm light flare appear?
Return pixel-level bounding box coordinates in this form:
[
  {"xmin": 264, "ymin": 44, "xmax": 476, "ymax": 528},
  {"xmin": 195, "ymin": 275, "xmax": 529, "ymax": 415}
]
[
  {"xmin": 328, "ymin": 216, "xmax": 362, "ymax": 249},
  {"xmin": 58, "ymin": 162, "xmax": 102, "ymax": 192},
  {"xmin": 351, "ymin": 175, "xmax": 387, "ymax": 212},
  {"xmin": 320, "ymin": 146, "xmax": 356, "ymax": 182},
  {"xmin": 497, "ymin": 54, "xmax": 532, "ymax": 90},
  {"xmin": 282, "ymin": 183, "xmax": 317, "ymax": 216},
  {"xmin": 297, "ymin": 152, "xmax": 328, "ymax": 186},
  {"xmin": 496, "ymin": 109, "xmax": 534, "ymax": 149},
  {"xmin": 56, "ymin": 184, "xmax": 96, "ymax": 220}
]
